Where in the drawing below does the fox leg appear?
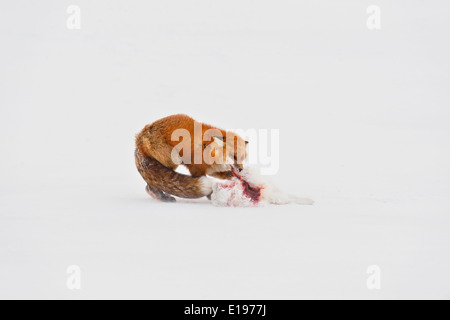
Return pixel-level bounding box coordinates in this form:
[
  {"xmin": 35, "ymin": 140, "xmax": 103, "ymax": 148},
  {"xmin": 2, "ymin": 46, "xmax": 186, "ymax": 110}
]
[{"xmin": 146, "ymin": 185, "xmax": 176, "ymax": 203}]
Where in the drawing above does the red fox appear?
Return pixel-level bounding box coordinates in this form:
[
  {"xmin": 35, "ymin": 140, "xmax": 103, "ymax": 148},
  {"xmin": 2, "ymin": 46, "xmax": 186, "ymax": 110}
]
[{"xmin": 135, "ymin": 114, "xmax": 248, "ymax": 202}]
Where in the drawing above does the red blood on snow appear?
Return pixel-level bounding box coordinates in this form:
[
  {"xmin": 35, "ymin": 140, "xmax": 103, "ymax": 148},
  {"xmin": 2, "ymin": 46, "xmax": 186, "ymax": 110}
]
[{"xmin": 232, "ymin": 170, "xmax": 262, "ymax": 203}]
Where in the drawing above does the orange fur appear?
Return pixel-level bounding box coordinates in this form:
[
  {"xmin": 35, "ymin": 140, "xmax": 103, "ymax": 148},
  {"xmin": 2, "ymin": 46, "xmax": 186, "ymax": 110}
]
[{"xmin": 135, "ymin": 114, "xmax": 247, "ymax": 202}]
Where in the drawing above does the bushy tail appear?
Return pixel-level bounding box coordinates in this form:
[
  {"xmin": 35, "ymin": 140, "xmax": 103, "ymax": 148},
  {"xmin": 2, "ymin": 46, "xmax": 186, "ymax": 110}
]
[{"xmin": 135, "ymin": 149, "xmax": 212, "ymax": 199}]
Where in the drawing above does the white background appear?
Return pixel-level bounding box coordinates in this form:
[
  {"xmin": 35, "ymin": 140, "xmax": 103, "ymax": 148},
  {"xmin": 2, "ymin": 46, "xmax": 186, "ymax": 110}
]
[{"xmin": 1, "ymin": 0, "xmax": 449, "ymax": 299}]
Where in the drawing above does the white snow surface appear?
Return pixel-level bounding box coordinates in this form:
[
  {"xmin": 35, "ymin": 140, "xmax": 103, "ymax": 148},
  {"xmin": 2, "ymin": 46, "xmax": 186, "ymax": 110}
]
[{"xmin": 1, "ymin": 1, "xmax": 450, "ymax": 299}]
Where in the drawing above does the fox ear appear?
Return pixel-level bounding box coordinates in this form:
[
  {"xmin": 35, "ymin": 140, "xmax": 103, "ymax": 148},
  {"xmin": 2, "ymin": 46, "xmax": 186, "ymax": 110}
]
[
  {"xmin": 213, "ymin": 136, "xmax": 225, "ymax": 147},
  {"xmin": 245, "ymin": 140, "xmax": 249, "ymax": 145}
]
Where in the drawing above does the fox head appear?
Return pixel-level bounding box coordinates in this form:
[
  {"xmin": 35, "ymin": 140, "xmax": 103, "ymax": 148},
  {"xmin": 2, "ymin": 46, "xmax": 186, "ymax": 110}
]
[{"xmin": 208, "ymin": 134, "xmax": 248, "ymax": 172}]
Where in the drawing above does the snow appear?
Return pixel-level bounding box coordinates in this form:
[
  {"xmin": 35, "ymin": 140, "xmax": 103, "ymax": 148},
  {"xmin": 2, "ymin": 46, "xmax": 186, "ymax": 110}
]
[{"xmin": 1, "ymin": 0, "xmax": 450, "ymax": 299}]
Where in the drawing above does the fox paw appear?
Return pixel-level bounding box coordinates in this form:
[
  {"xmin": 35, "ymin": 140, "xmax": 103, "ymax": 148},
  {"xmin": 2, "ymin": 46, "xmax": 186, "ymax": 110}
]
[{"xmin": 161, "ymin": 195, "xmax": 176, "ymax": 202}]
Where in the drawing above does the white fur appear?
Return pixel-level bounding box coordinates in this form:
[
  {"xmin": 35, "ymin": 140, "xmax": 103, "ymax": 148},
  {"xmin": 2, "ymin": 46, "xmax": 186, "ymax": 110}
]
[
  {"xmin": 213, "ymin": 136, "xmax": 225, "ymax": 147},
  {"xmin": 211, "ymin": 180, "xmax": 259, "ymax": 207},
  {"xmin": 211, "ymin": 167, "xmax": 314, "ymax": 207},
  {"xmin": 200, "ymin": 176, "xmax": 213, "ymax": 196}
]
